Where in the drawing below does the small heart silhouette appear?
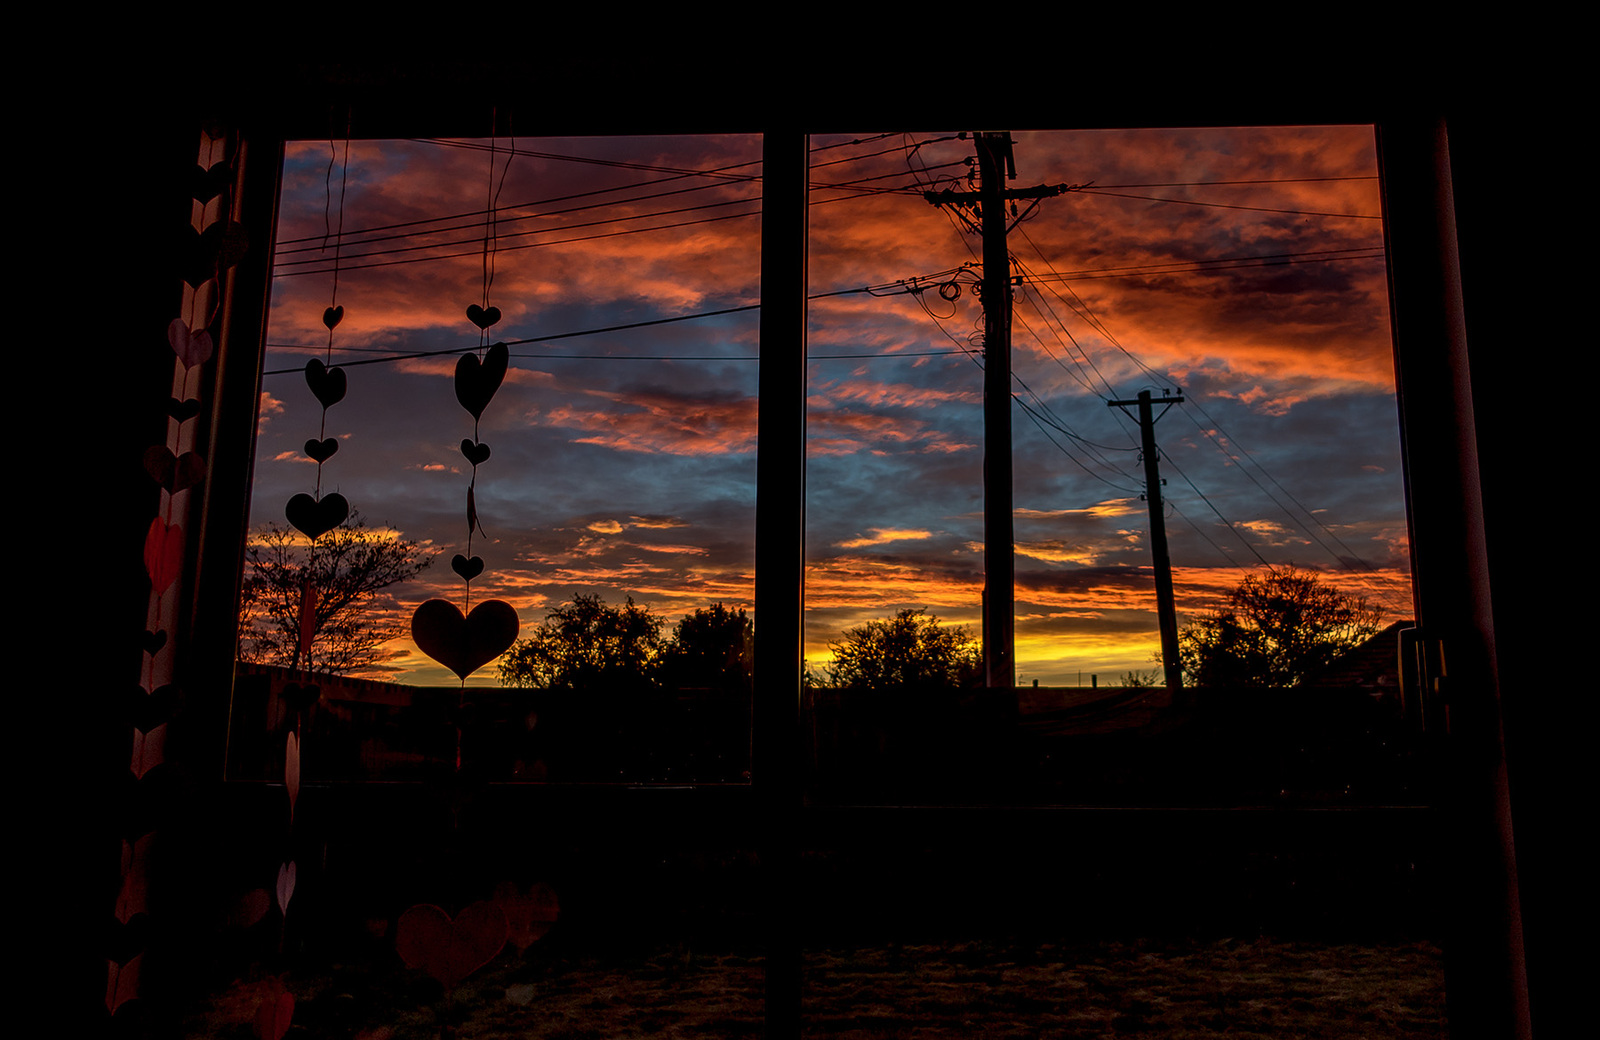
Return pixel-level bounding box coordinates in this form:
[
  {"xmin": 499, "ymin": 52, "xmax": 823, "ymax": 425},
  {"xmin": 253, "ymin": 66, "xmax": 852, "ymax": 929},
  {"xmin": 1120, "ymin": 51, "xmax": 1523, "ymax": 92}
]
[
  {"xmin": 460, "ymin": 439, "xmax": 491, "ymax": 466},
  {"xmin": 181, "ymin": 222, "xmax": 224, "ymax": 287},
  {"xmin": 323, "ymin": 305, "xmax": 344, "ymax": 330},
  {"xmin": 304, "ymin": 438, "xmax": 339, "ymax": 462},
  {"xmin": 285, "ymin": 492, "xmax": 348, "ymax": 538},
  {"xmin": 140, "ymin": 630, "xmax": 167, "ymax": 655},
  {"xmin": 396, "ymin": 901, "xmax": 508, "ymax": 990},
  {"xmin": 466, "ymin": 304, "xmax": 502, "ymax": 329},
  {"xmin": 454, "ymin": 343, "xmax": 509, "ymax": 420},
  {"xmin": 106, "ymin": 914, "xmax": 150, "ymax": 966},
  {"xmin": 181, "ymin": 221, "xmax": 248, "ymax": 286},
  {"xmin": 167, "ymin": 398, "xmax": 202, "ymax": 422},
  {"xmin": 192, "ymin": 160, "xmax": 232, "ymax": 203},
  {"xmin": 143, "ymin": 446, "xmax": 206, "ymax": 493},
  {"xmin": 304, "ymin": 359, "xmax": 347, "ymax": 409},
  {"xmin": 128, "ymin": 684, "xmax": 181, "ymax": 734},
  {"xmin": 452, "ymin": 554, "xmax": 485, "ymax": 581},
  {"xmin": 412, "ymin": 598, "xmax": 519, "ymax": 680}
]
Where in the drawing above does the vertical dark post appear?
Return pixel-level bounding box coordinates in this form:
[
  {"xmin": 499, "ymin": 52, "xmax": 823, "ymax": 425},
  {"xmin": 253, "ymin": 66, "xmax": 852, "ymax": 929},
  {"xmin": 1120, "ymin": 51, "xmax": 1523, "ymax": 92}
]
[
  {"xmin": 1135, "ymin": 391, "xmax": 1183, "ymax": 694},
  {"xmin": 976, "ymin": 131, "xmax": 1015, "ymax": 690},
  {"xmin": 755, "ymin": 128, "xmax": 807, "ymax": 1040},
  {"xmin": 1109, "ymin": 389, "xmax": 1184, "ymax": 692},
  {"xmin": 1378, "ymin": 117, "xmax": 1529, "ymax": 1040}
]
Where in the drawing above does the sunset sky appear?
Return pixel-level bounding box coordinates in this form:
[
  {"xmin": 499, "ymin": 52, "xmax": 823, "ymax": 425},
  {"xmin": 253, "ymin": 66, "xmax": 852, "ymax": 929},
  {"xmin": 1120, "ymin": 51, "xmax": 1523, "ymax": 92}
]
[{"xmin": 248, "ymin": 127, "xmax": 1412, "ymax": 687}]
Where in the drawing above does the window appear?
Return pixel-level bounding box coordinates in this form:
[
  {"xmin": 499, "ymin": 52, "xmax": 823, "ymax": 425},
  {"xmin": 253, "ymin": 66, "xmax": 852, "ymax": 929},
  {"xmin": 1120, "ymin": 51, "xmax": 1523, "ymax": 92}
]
[{"xmin": 116, "ymin": 103, "xmax": 1522, "ymax": 1038}]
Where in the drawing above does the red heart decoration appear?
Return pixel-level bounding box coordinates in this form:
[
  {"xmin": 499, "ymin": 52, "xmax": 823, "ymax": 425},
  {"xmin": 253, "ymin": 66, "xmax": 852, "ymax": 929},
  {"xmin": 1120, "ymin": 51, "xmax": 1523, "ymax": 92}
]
[
  {"xmin": 144, "ymin": 518, "xmax": 184, "ymax": 593},
  {"xmin": 255, "ymin": 979, "xmax": 294, "ymax": 1040},
  {"xmin": 396, "ymin": 902, "xmax": 507, "ymax": 990},
  {"xmin": 454, "ymin": 343, "xmax": 509, "ymax": 420},
  {"xmin": 167, "ymin": 319, "xmax": 214, "ymax": 368},
  {"xmin": 411, "ymin": 599, "xmax": 520, "ymax": 680}
]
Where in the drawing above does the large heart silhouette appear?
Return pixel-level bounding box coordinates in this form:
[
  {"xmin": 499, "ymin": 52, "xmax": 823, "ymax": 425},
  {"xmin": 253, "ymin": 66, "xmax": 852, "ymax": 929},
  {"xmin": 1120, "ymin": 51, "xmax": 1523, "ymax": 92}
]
[
  {"xmin": 304, "ymin": 359, "xmax": 347, "ymax": 409},
  {"xmin": 396, "ymin": 901, "xmax": 508, "ymax": 990},
  {"xmin": 411, "ymin": 599, "xmax": 519, "ymax": 680},
  {"xmin": 285, "ymin": 493, "xmax": 348, "ymax": 538},
  {"xmin": 455, "ymin": 343, "xmax": 509, "ymax": 420}
]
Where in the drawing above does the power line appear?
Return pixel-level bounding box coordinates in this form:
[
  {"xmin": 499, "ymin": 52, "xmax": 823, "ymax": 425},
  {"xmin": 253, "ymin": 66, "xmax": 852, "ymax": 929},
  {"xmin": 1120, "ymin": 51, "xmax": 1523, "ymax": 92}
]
[
  {"xmin": 1077, "ymin": 187, "xmax": 1382, "ymax": 221},
  {"xmin": 278, "ymin": 153, "xmax": 763, "ymax": 247}
]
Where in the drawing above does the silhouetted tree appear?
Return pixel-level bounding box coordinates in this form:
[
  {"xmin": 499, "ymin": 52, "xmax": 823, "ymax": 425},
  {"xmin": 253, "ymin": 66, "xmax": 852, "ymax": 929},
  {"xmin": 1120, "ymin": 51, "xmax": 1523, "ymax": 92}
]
[
  {"xmin": 237, "ymin": 514, "xmax": 434, "ymax": 674},
  {"xmin": 498, "ymin": 594, "xmax": 664, "ymax": 692},
  {"xmin": 660, "ymin": 603, "xmax": 754, "ymax": 693},
  {"xmin": 825, "ymin": 608, "xmax": 981, "ymax": 690},
  {"xmin": 1178, "ymin": 566, "xmax": 1383, "ymax": 687}
]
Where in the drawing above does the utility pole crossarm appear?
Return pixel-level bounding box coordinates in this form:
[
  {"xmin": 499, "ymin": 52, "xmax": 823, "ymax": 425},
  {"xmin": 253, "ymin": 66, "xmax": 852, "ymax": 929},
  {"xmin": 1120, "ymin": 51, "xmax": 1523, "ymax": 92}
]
[{"xmin": 922, "ymin": 182, "xmax": 1078, "ymax": 207}]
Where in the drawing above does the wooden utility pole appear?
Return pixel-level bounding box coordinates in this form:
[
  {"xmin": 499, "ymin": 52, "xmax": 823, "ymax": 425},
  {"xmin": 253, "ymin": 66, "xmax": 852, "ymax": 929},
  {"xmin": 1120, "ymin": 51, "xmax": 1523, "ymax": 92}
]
[
  {"xmin": 925, "ymin": 133, "xmax": 1072, "ymax": 689},
  {"xmin": 1108, "ymin": 389, "xmax": 1184, "ymax": 692}
]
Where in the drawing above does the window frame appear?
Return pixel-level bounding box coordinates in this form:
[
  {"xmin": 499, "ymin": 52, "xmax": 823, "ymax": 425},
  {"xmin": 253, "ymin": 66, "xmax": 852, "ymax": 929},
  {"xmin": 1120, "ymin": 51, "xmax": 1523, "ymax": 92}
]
[{"xmin": 144, "ymin": 98, "xmax": 1526, "ymax": 1039}]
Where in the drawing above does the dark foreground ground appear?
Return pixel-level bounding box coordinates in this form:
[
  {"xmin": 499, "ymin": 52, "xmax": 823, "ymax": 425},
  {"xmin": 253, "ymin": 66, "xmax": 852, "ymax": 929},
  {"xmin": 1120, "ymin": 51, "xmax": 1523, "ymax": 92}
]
[{"xmin": 180, "ymin": 935, "xmax": 1445, "ymax": 1039}]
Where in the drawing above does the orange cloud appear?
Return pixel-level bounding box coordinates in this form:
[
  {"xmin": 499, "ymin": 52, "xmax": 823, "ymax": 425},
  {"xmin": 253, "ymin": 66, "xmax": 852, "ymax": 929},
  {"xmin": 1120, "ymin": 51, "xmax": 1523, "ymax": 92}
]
[{"xmin": 837, "ymin": 528, "xmax": 932, "ymax": 549}]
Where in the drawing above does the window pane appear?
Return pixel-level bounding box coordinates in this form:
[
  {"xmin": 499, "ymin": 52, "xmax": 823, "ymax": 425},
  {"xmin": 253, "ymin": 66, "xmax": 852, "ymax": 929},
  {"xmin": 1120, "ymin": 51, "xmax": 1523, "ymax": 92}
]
[
  {"xmin": 231, "ymin": 134, "xmax": 761, "ymax": 784},
  {"xmin": 804, "ymin": 128, "xmax": 1417, "ymax": 806}
]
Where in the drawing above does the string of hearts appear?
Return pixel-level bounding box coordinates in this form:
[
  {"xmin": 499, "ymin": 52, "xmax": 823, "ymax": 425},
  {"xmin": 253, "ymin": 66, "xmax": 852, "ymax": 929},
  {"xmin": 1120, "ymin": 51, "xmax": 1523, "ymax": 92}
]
[
  {"xmin": 410, "ymin": 128, "xmax": 519, "ymax": 691},
  {"xmin": 116, "ymin": 127, "xmax": 245, "ymax": 1018}
]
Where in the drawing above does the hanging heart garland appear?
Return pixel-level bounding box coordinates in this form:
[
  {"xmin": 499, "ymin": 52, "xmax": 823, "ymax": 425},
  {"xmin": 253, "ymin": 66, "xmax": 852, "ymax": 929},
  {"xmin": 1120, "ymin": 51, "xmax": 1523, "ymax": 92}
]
[
  {"xmin": 118, "ymin": 130, "xmax": 241, "ymax": 1017},
  {"xmin": 409, "ymin": 340, "xmax": 520, "ymax": 682},
  {"xmin": 408, "ymin": 316, "xmax": 518, "ymax": 679},
  {"xmin": 267, "ymin": 130, "xmax": 355, "ymax": 957}
]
